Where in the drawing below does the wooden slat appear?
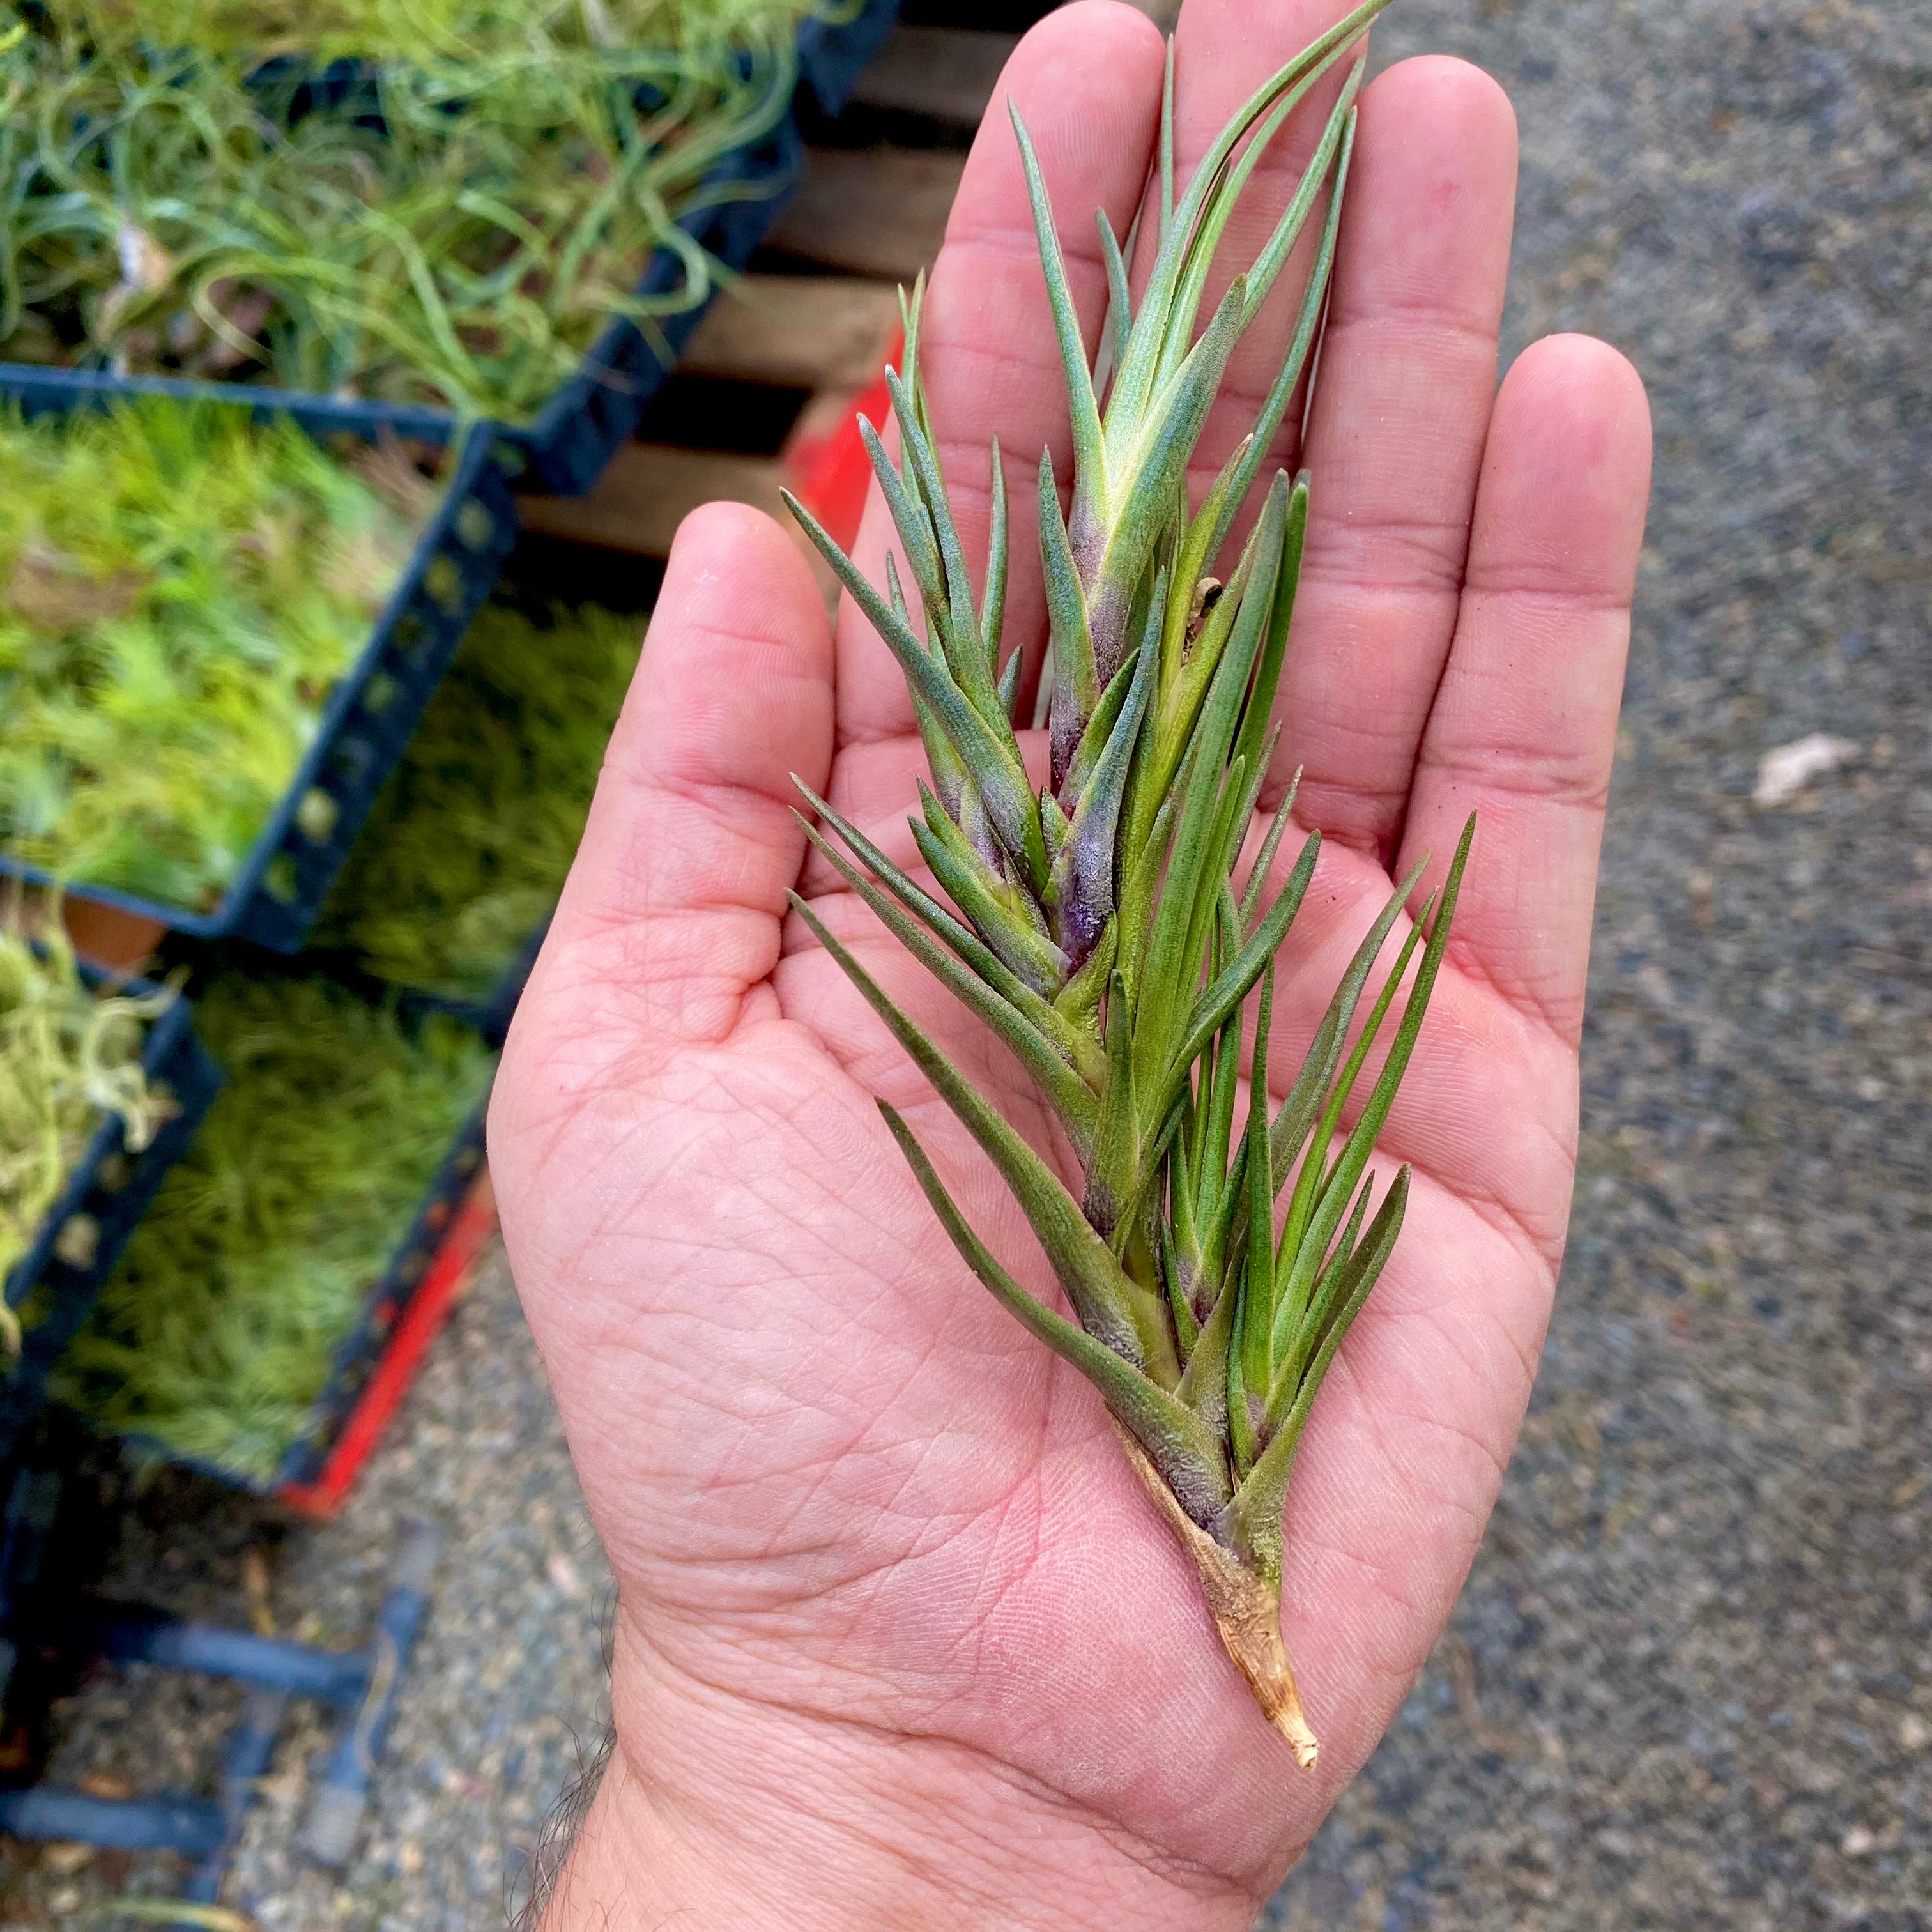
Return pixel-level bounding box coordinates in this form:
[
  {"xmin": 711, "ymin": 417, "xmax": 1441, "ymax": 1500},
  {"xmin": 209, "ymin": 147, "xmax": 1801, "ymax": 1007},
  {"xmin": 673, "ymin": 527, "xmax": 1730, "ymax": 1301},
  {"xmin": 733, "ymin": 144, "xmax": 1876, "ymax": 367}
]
[
  {"xmin": 682, "ymin": 275, "xmax": 900, "ymax": 390},
  {"xmin": 516, "ymin": 443, "xmax": 839, "ymax": 606},
  {"xmin": 850, "ymin": 26, "xmax": 1017, "ymax": 131},
  {"xmin": 767, "ymin": 149, "xmax": 965, "ymax": 283},
  {"xmin": 517, "ymin": 444, "xmax": 786, "ymax": 556}
]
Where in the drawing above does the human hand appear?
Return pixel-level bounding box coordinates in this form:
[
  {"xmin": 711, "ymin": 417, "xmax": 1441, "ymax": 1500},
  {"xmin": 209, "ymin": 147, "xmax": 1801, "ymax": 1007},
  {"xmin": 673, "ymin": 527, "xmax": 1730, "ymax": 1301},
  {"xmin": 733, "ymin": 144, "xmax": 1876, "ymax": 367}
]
[{"xmin": 489, "ymin": 4, "xmax": 1652, "ymax": 1926}]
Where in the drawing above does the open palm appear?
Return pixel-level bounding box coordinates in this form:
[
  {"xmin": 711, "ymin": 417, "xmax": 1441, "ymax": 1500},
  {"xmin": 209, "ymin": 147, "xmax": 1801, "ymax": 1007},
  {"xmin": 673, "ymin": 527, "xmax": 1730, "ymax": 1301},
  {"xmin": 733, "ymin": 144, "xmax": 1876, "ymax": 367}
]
[{"xmin": 490, "ymin": 4, "xmax": 1651, "ymax": 1926}]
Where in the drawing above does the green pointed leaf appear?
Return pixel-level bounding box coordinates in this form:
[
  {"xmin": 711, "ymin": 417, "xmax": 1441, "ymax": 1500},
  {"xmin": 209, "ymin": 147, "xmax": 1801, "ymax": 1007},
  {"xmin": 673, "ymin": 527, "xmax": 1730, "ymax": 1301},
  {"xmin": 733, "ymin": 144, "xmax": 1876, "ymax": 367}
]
[
  {"xmin": 1157, "ymin": 433, "xmax": 1255, "ymax": 694},
  {"xmin": 1039, "ymin": 449, "xmax": 1099, "ymax": 774},
  {"xmin": 1152, "ymin": 828, "xmax": 1320, "ymax": 1133},
  {"xmin": 794, "ymin": 896, "xmax": 1175, "ymax": 1377},
  {"xmin": 786, "ymin": 487, "xmax": 1043, "ymax": 889},
  {"xmin": 1238, "ymin": 768, "xmax": 1302, "ymax": 933},
  {"xmin": 1158, "ymin": 36, "xmax": 1176, "ymax": 245},
  {"xmin": 997, "ymin": 644, "xmax": 1024, "ymax": 724},
  {"xmin": 1237, "ymin": 54, "xmax": 1365, "ymax": 326},
  {"xmin": 1227, "ymin": 1266, "xmax": 1260, "ymax": 1479},
  {"xmin": 1267, "ymin": 852, "xmax": 1430, "ymax": 1190},
  {"xmin": 1083, "ymin": 972, "xmax": 1140, "ymax": 1238},
  {"xmin": 1218, "ymin": 125, "xmax": 1352, "ymax": 551},
  {"xmin": 885, "ymin": 367, "xmax": 999, "ymax": 716},
  {"xmin": 1098, "ymin": 208, "xmax": 1133, "ymax": 377},
  {"xmin": 912, "ymin": 811, "xmax": 1068, "ymax": 999},
  {"xmin": 1107, "ymin": 0, "xmax": 1392, "ymax": 440},
  {"xmin": 1098, "ymin": 276, "xmax": 1246, "ymax": 627},
  {"xmin": 797, "ymin": 792, "xmax": 1101, "ymax": 1085},
  {"xmin": 857, "ymin": 413, "xmax": 944, "ymax": 617},
  {"xmin": 1008, "ymin": 104, "xmax": 1107, "ymax": 518},
  {"xmin": 799, "ymin": 820, "xmax": 1100, "ymax": 1156},
  {"xmin": 1245, "ymin": 1165, "xmax": 1409, "ymax": 1549},
  {"xmin": 1269, "ymin": 818, "xmax": 1473, "ymax": 1358},
  {"xmin": 1271, "ymin": 894, "xmax": 1432, "ymax": 1349},
  {"xmin": 1239, "ymin": 959, "xmax": 1279, "ymax": 1407},
  {"xmin": 882, "ymin": 1103, "xmax": 1229, "ymax": 1524},
  {"xmin": 1226, "ymin": 472, "xmax": 1303, "ymax": 780},
  {"xmin": 983, "ymin": 437, "xmax": 1009, "ymax": 672}
]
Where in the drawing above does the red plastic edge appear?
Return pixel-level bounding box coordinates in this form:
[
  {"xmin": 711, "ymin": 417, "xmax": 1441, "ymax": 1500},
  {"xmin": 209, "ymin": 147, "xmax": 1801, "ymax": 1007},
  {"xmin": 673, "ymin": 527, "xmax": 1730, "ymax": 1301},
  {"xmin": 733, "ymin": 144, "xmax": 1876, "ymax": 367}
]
[
  {"xmin": 278, "ymin": 1172, "xmax": 498, "ymax": 1519},
  {"xmin": 784, "ymin": 326, "xmax": 903, "ymax": 549}
]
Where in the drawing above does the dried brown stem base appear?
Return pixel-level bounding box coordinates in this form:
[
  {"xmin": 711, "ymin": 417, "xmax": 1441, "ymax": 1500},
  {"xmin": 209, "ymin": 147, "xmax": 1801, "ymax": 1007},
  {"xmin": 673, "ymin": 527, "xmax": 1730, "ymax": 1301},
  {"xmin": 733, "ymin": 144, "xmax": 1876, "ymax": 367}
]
[{"xmin": 1112, "ymin": 1424, "xmax": 1320, "ymax": 1768}]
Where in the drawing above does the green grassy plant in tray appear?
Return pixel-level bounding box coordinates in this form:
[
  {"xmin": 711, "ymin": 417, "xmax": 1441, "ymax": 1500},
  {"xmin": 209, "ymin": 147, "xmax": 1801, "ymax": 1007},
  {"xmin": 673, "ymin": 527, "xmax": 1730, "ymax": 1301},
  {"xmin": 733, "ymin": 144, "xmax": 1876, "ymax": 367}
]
[
  {"xmin": 0, "ymin": 911, "xmax": 170, "ymax": 1327},
  {"xmin": 56, "ymin": 970, "xmax": 496, "ymax": 1484},
  {"xmin": 0, "ymin": 397, "xmax": 441, "ymax": 916},
  {"xmin": 315, "ymin": 598, "xmax": 642, "ymax": 1007},
  {"xmin": 1, "ymin": 0, "xmax": 825, "ymax": 423}
]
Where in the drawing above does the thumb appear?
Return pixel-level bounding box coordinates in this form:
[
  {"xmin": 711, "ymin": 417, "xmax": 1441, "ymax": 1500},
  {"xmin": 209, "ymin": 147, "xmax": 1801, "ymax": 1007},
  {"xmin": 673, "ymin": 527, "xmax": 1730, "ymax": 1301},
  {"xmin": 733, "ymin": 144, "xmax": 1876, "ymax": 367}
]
[{"xmin": 519, "ymin": 501, "xmax": 835, "ymax": 1052}]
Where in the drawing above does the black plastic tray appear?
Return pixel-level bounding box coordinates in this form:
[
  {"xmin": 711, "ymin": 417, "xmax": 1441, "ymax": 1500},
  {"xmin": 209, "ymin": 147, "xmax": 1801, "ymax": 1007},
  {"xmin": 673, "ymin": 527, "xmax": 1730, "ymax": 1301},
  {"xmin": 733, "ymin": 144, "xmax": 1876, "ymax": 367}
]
[
  {"xmin": 91, "ymin": 970, "xmax": 498, "ymax": 1499},
  {"xmin": 141, "ymin": 1091, "xmax": 492, "ymax": 1500},
  {"xmin": 0, "ymin": 391, "xmax": 519, "ymax": 951},
  {"xmin": 0, "ymin": 0, "xmax": 903, "ymax": 497},
  {"xmin": 0, "ymin": 976, "xmax": 223, "ymax": 1472}
]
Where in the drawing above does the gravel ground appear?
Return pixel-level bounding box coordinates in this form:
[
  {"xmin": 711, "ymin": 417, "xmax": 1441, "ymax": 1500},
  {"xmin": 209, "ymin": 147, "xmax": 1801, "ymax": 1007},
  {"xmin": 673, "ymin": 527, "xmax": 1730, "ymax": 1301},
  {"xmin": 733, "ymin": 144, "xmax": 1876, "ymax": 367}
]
[
  {"xmin": 1269, "ymin": 1, "xmax": 1932, "ymax": 1926},
  {"xmin": 6, "ymin": 1, "xmax": 1929, "ymax": 1927},
  {"xmin": 0, "ymin": 1246, "xmax": 613, "ymax": 1931}
]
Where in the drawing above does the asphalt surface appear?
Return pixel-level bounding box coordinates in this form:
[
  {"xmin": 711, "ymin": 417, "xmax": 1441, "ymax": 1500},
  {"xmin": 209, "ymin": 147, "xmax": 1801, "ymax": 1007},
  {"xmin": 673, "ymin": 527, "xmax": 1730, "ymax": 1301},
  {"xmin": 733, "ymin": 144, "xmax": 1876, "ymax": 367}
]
[
  {"xmin": 1269, "ymin": 1, "xmax": 1932, "ymax": 1924},
  {"xmin": 6, "ymin": 1, "xmax": 1929, "ymax": 1926}
]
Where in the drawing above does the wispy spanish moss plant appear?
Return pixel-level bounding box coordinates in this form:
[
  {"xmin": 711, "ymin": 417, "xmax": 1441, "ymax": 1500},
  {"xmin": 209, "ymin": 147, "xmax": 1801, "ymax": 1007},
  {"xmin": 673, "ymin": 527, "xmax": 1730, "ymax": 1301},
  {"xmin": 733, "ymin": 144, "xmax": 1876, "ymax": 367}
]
[
  {"xmin": 1, "ymin": 0, "xmax": 824, "ymax": 419},
  {"xmin": 56, "ymin": 972, "xmax": 495, "ymax": 1482},
  {"xmin": 316, "ymin": 599, "xmax": 641, "ymax": 1002},
  {"xmin": 0, "ymin": 398, "xmax": 438, "ymax": 912},
  {"xmin": 0, "ymin": 907, "xmax": 171, "ymax": 1322},
  {"xmin": 50, "ymin": 0, "xmax": 817, "ymax": 64}
]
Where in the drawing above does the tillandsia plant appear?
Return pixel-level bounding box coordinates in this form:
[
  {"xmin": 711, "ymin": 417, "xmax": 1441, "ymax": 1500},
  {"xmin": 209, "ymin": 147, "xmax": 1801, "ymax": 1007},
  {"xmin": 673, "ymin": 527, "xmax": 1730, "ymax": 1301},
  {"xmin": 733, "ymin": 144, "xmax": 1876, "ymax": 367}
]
[
  {"xmin": 0, "ymin": 0, "xmax": 820, "ymax": 418},
  {"xmin": 57, "ymin": 972, "xmax": 495, "ymax": 1483},
  {"xmin": 785, "ymin": 0, "xmax": 1473, "ymax": 1763},
  {"xmin": 0, "ymin": 398, "xmax": 438, "ymax": 911},
  {"xmin": 0, "ymin": 905, "xmax": 171, "ymax": 1337},
  {"xmin": 315, "ymin": 598, "xmax": 642, "ymax": 1001},
  {"xmin": 49, "ymin": 0, "xmax": 818, "ymax": 63}
]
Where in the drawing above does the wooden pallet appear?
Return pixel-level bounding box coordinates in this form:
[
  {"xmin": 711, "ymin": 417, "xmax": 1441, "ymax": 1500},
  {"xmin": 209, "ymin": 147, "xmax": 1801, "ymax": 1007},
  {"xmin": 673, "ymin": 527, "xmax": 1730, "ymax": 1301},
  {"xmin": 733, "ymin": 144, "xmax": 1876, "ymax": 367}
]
[{"xmin": 517, "ymin": 2, "xmax": 1177, "ymax": 574}]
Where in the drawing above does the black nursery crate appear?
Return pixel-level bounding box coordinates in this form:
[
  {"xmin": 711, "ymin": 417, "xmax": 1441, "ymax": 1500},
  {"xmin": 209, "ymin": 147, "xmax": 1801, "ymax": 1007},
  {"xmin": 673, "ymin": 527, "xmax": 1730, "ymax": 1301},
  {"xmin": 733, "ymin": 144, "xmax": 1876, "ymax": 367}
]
[
  {"xmin": 799, "ymin": 0, "xmax": 904, "ymax": 116},
  {"xmin": 273, "ymin": 1098, "xmax": 491, "ymax": 1495},
  {"xmin": 0, "ymin": 979, "xmax": 222, "ymax": 1471},
  {"xmin": 508, "ymin": 114, "xmax": 806, "ymax": 496},
  {"xmin": 471, "ymin": 0, "xmax": 906, "ymax": 494},
  {"xmin": 0, "ymin": 0, "xmax": 903, "ymax": 499},
  {"xmin": 0, "ymin": 390, "xmax": 519, "ymax": 953},
  {"xmin": 148, "ymin": 1089, "xmax": 494, "ymax": 1503}
]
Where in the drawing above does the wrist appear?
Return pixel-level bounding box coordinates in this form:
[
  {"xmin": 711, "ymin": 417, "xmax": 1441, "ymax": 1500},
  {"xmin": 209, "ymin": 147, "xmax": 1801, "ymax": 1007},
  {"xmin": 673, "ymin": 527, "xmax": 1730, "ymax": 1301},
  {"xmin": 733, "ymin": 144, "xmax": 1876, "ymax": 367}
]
[{"xmin": 541, "ymin": 1607, "xmax": 1260, "ymax": 1932}]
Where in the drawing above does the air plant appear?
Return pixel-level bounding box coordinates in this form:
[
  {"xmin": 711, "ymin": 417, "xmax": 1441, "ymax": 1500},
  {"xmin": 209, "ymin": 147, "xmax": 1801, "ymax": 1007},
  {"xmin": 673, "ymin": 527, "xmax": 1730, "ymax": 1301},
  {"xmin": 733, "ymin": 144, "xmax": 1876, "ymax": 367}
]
[
  {"xmin": 0, "ymin": 397, "xmax": 438, "ymax": 912},
  {"xmin": 48, "ymin": 0, "xmax": 816, "ymax": 63},
  {"xmin": 0, "ymin": 907, "xmax": 171, "ymax": 1341},
  {"xmin": 785, "ymin": 0, "xmax": 1472, "ymax": 1761},
  {"xmin": 316, "ymin": 598, "xmax": 642, "ymax": 1001},
  {"xmin": 1, "ymin": 0, "xmax": 822, "ymax": 420},
  {"xmin": 57, "ymin": 971, "xmax": 494, "ymax": 1483}
]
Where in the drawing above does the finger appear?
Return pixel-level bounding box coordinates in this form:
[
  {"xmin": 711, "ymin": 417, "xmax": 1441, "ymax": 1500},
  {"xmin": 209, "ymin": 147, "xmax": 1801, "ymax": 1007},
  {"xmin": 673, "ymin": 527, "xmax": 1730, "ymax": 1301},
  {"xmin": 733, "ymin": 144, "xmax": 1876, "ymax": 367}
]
[
  {"xmin": 1159, "ymin": 0, "xmax": 1375, "ymax": 507},
  {"xmin": 834, "ymin": 1, "xmax": 1165, "ymax": 748},
  {"xmin": 1271, "ymin": 56, "xmax": 1519, "ymax": 862},
  {"xmin": 1397, "ymin": 334, "xmax": 1653, "ymax": 1050},
  {"xmin": 528, "ymin": 503, "xmax": 836, "ymax": 1049}
]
